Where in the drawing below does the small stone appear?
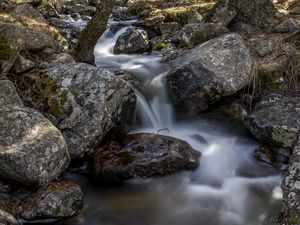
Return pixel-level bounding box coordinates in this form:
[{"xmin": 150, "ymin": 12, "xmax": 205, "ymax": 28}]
[
  {"xmin": 255, "ymin": 39, "xmax": 276, "ymax": 57},
  {"xmin": 0, "ymin": 80, "xmax": 23, "ymax": 106},
  {"xmin": 274, "ymin": 18, "xmax": 300, "ymax": 33},
  {"xmin": 13, "ymin": 55, "xmax": 35, "ymax": 74}
]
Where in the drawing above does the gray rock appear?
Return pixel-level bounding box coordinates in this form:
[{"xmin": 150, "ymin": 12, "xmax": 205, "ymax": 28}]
[
  {"xmin": 278, "ymin": 139, "xmax": 300, "ymax": 225},
  {"xmin": 37, "ymin": 3, "xmax": 59, "ymax": 19},
  {"xmin": 166, "ymin": 33, "xmax": 252, "ymax": 114},
  {"xmin": 274, "ymin": 18, "xmax": 300, "ymax": 33},
  {"xmin": 13, "ymin": 55, "xmax": 35, "ymax": 74},
  {"xmin": 203, "ymin": 2, "xmax": 237, "ymax": 26},
  {"xmin": 112, "ymin": 6, "xmax": 132, "ymax": 20},
  {"xmin": 62, "ymin": 4, "xmax": 96, "ymax": 17},
  {"xmin": 0, "ymin": 105, "xmax": 70, "ymax": 186},
  {"xmin": 0, "ymin": 80, "xmax": 23, "ymax": 107},
  {"xmin": 159, "ymin": 22, "xmax": 180, "ymax": 37},
  {"xmin": 133, "ymin": 14, "xmax": 165, "ymax": 28},
  {"xmin": 177, "ymin": 22, "xmax": 229, "ymax": 48},
  {"xmin": 0, "ymin": 210, "xmax": 20, "ymax": 225},
  {"xmin": 13, "ymin": 3, "xmax": 46, "ymax": 25},
  {"xmin": 187, "ymin": 11, "xmax": 203, "ymax": 24},
  {"xmin": 114, "ymin": 27, "xmax": 150, "ymax": 54},
  {"xmin": 246, "ymin": 97, "xmax": 300, "ymax": 156},
  {"xmin": 21, "ymin": 181, "xmax": 83, "ymax": 220},
  {"xmin": 93, "ymin": 133, "xmax": 200, "ymax": 181},
  {"xmin": 48, "ymin": 53, "xmax": 76, "ymax": 68},
  {"xmin": 46, "ymin": 63, "xmax": 136, "ymax": 158},
  {"xmin": 255, "ymin": 39, "xmax": 276, "ymax": 57},
  {"xmin": 9, "ymin": 0, "xmax": 41, "ymax": 5}
]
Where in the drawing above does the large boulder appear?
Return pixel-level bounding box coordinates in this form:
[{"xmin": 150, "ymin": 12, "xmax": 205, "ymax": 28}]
[
  {"xmin": 0, "ymin": 105, "xmax": 70, "ymax": 186},
  {"xmin": 246, "ymin": 96, "xmax": 300, "ymax": 157},
  {"xmin": 166, "ymin": 33, "xmax": 252, "ymax": 115},
  {"xmin": 172, "ymin": 22, "xmax": 229, "ymax": 48},
  {"xmin": 114, "ymin": 27, "xmax": 151, "ymax": 54},
  {"xmin": 46, "ymin": 63, "xmax": 136, "ymax": 158},
  {"xmin": 278, "ymin": 139, "xmax": 300, "ymax": 225},
  {"xmin": 21, "ymin": 181, "xmax": 83, "ymax": 220},
  {"xmin": 93, "ymin": 133, "xmax": 200, "ymax": 181}
]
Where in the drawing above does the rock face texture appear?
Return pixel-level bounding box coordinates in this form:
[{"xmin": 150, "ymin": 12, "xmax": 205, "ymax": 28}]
[
  {"xmin": 93, "ymin": 133, "xmax": 200, "ymax": 181},
  {"xmin": 0, "ymin": 106, "xmax": 70, "ymax": 186},
  {"xmin": 0, "ymin": 80, "xmax": 70, "ymax": 186},
  {"xmin": 0, "ymin": 209, "xmax": 20, "ymax": 225},
  {"xmin": 246, "ymin": 97, "xmax": 300, "ymax": 156},
  {"xmin": 278, "ymin": 140, "xmax": 300, "ymax": 225},
  {"xmin": 166, "ymin": 33, "xmax": 252, "ymax": 115},
  {"xmin": 21, "ymin": 181, "xmax": 83, "ymax": 220},
  {"xmin": 114, "ymin": 27, "xmax": 150, "ymax": 54},
  {"xmin": 47, "ymin": 63, "xmax": 136, "ymax": 158}
]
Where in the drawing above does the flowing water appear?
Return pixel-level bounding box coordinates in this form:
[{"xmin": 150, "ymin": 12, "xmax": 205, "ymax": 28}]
[{"xmin": 60, "ymin": 20, "xmax": 283, "ymax": 225}]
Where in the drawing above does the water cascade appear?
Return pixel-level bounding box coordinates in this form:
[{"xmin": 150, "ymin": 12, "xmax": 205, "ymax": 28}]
[{"xmin": 62, "ymin": 20, "xmax": 283, "ymax": 225}]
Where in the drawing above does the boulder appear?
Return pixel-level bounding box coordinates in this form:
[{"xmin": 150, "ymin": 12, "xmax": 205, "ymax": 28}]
[
  {"xmin": 175, "ymin": 22, "xmax": 229, "ymax": 48},
  {"xmin": 21, "ymin": 181, "xmax": 83, "ymax": 220},
  {"xmin": 166, "ymin": 33, "xmax": 252, "ymax": 115},
  {"xmin": 46, "ymin": 63, "xmax": 136, "ymax": 158},
  {"xmin": 0, "ymin": 210, "xmax": 20, "ymax": 225},
  {"xmin": 0, "ymin": 80, "xmax": 23, "ymax": 106},
  {"xmin": 114, "ymin": 27, "xmax": 151, "ymax": 54},
  {"xmin": 37, "ymin": 3, "xmax": 59, "ymax": 19},
  {"xmin": 13, "ymin": 55, "xmax": 35, "ymax": 74},
  {"xmin": 93, "ymin": 133, "xmax": 200, "ymax": 181},
  {"xmin": 9, "ymin": 0, "xmax": 41, "ymax": 5},
  {"xmin": 278, "ymin": 139, "xmax": 300, "ymax": 225},
  {"xmin": 246, "ymin": 97, "xmax": 300, "ymax": 157},
  {"xmin": 159, "ymin": 22, "xmax": 180, "ymax": 37},
  {"xmin": 0, "ymin": 105, "xmax": 70, "ymax": 186},
  {"xmin": 62, "ymin": 4, "xmax": 96, "ymax": 17}
]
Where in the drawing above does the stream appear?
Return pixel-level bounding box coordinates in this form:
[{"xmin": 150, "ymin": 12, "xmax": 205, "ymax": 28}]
[{"xmin": 60, "ymin": 20, "xmax": 283, "ymax": 225}]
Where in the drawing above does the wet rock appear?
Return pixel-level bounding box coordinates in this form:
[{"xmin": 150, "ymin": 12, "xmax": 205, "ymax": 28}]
[
  {"xmin": 112, "ymin": 6, "xmax": 132, "ymax": 20},
  {"xmin": 0, "ymin": 105, "xmax": 70, "ymax": 186},
  {"xmin": 246, "ymin": 97, "xmax": 300, "ymax": 156},
  {"xmin": 93, "ymin": 133, "xmax": 200, "ymax": 181},
  {"xmin": 274, "ymin": 18, "xmax": 300, "ymax": 33},
  {"xmin": 13, "ymin": 55, "xmax": 35, "ymax": 74},
  {"xmin": 175, "ymin": 22, "xmax": 229, "ymax": 48},
  {"xmin": 114, "ymin": 27, "xmax": 150, "ymax": 54},
  {"xmin": 46, "ymin": 63, "xmax": 136, "ymax": 158},
  {"xmin": 203, "ymin": 1, "xmax": 237, "ymax": 26},
  {"xmin": 254, "ymin": 145, "xmax": 276, "ymax": 166},
  {"xmin": 21, "ymin": 181, "xmax": 83, "ymax": 220},
  {"xmin": 0, "ymin": 210, "xmax": 20, "ymax": 225},
  {"xmin": 0, "ymin": 80, "xmax": 23, "ymax": 106},
  {"xmin": 166, "ymin": 33, "xmax": 252, "ymax": 115},
  {"xmin": 278, "ymin": 139, "xmax": 300, "ymax": 225}
]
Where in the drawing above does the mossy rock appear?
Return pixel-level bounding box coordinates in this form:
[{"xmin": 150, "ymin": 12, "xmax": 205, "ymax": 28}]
[{"xmin": 152, "ymin": 42, "xmax": 166, "ymax": 50}]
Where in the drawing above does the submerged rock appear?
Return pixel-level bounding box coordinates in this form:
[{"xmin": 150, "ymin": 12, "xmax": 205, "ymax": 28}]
[
  {"xmin": 166, "ymin": 33, "xmax": 252, "ymax": 115},
  {"xmin": 0, "ymin": 105, "xmax": 70, "ymax": 186},
  {"xmin": 278, "ymin": 139, "xmax": 300, "ymax": 225},
  {"xmin": 93, "ymin": 133, "xmax": 200, "ymax": 181},
  {"xmin": 114, "ymin": 27, "xmax": 151, "ymax": 54},
  {"xmin": 47, "ymin": 63, "xmax": 136, "ymax": 158},
  {"xmin": 246, "ymin": 97, "xmax": 300, "ymax": 156},
  {"xmin": 21, "ymin": 181, "xmax": 83, "ymax": 220}
]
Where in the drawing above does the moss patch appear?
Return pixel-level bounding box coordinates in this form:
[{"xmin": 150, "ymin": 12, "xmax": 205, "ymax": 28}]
[
  {"xmin": 153, "ymin": 42, "xmax": 166, "ymax": 50},
  {"xmin": 0, "ymin": 33, "xmax": 11, "ymax": 61}
]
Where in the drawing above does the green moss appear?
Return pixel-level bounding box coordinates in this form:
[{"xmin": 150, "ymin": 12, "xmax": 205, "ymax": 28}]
[
  {"xmin": 49, "ymin": 98, "xmax": 60, "ymax": 117},
  {"xmin": 59, "ymin": 89, "xmax": 69, "ymax": 105},
  {"xmin": 177, "ymin": 40, "xmax": 188, "ymax": 48},
  {"xmin": 153, "ymin": 42, "xmax": 166, "ymax": 50},
  {"xmin": 0, "ymin": 34, "xmax": 11, "ymax": 61},
  {"xmin": 289, "ymin": 214, "xmax": 298, "ymax": 225}
]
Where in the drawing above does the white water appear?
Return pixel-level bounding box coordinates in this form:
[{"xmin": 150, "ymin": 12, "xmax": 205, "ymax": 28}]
[{"xmin": 63, "ymin": 21, "xmax": 283, "ymax": 225}]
